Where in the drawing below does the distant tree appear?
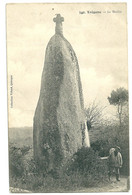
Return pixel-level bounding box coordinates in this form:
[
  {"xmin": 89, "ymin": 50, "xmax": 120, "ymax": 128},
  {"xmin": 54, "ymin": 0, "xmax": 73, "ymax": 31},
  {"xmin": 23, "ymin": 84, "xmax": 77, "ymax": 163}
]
[
  {"xmin": 108, "ymin": 87, "xmax": 128, "ymax": 126},
  {"xmin": 85, "ymin": 100, "xmax": 106, "ymax": 130}
]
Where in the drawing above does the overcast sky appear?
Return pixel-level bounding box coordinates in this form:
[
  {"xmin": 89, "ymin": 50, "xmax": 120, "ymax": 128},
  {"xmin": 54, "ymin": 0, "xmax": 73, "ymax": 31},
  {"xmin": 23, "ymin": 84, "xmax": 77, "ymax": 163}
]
[{"xmin": 7, "ymin": 3, "xmax": 128, "ymax": 127}]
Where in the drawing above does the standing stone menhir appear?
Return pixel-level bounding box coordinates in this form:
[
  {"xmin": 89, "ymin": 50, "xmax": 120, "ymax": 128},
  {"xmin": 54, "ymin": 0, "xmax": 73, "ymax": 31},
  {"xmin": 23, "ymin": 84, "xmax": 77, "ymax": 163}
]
[{"xmin": 33, "ymin": 14, "xmax": 90, "ymax": 173}]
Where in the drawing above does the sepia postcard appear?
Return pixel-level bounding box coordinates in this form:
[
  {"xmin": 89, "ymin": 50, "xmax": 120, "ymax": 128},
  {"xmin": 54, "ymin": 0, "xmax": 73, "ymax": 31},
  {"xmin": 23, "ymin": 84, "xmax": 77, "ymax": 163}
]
[{"xmin": 7, "ymin": 3, "xmax": 129, "ymax": 193}]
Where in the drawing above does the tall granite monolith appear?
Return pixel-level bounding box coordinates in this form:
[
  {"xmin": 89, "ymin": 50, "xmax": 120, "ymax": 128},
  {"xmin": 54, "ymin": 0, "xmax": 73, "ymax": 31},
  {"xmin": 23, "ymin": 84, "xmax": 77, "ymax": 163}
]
[{"xmin": 33, "ymin": 14, "xmax": 90, "ymax": 173}]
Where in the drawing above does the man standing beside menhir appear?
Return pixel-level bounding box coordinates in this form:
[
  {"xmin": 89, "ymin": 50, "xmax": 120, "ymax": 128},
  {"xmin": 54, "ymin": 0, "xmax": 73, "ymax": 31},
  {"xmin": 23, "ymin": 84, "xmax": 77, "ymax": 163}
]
[{"xmin": 108, "ymin": 146, "xmax": 123, "ymax": 181}]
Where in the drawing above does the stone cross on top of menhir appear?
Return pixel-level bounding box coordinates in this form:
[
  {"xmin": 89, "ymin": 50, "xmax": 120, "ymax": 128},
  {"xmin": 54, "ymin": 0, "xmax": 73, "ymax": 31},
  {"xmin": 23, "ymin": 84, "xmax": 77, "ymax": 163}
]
[
  {"xmin": 53, "ymin": 14, "xmax": 64, "ymax": 35},
  {"xmin": 33, "ymin": 14, "xmax": 90, "ymax": 173}
]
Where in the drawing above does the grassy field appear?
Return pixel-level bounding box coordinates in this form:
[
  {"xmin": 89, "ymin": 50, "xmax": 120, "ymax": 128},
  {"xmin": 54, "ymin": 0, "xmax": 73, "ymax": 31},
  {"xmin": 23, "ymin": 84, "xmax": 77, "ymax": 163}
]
[{"xmin": 9, "ymin": 127, "xmax": 33, "ymax": 147}]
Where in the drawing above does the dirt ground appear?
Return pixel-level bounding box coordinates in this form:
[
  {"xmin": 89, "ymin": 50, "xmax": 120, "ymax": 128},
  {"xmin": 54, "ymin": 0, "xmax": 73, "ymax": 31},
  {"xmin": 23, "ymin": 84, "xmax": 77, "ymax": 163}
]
[{"xmin": 74, "ymin": 176, "xmax": 129, "ymax": 193}]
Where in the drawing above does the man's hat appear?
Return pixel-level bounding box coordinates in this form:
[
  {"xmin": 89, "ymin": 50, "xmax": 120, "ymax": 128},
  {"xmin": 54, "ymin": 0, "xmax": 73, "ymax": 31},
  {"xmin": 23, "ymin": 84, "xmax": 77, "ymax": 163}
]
[{"xmin": 116, "ymin": 146, "xmax": 121, "ymax": 151}]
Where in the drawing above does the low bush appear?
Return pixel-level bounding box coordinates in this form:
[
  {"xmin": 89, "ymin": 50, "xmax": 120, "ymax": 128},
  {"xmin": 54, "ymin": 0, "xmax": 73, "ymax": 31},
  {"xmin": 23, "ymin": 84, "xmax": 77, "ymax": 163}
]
[
  {"xmin": 9, "ymin": 144, "xmax": 31, "ymax": 178},
  {"xmin": 66, "ymin": 147, "xmax": 108, "ymax": 180}
]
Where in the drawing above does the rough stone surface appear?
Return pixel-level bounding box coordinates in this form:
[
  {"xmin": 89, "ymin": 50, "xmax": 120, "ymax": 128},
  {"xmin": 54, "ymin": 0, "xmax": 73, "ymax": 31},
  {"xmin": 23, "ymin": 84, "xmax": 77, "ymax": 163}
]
[{"xmin": 33, "ymin": 33, "xmax": 85, "ymax": 172}]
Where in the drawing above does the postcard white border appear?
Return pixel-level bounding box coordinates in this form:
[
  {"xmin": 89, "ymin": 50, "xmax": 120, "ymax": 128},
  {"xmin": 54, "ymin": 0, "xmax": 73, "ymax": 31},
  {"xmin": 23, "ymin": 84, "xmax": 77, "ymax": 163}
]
[{"xmin": 0, "ymin": 0, "xmax": 131, "ymax": 195}]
